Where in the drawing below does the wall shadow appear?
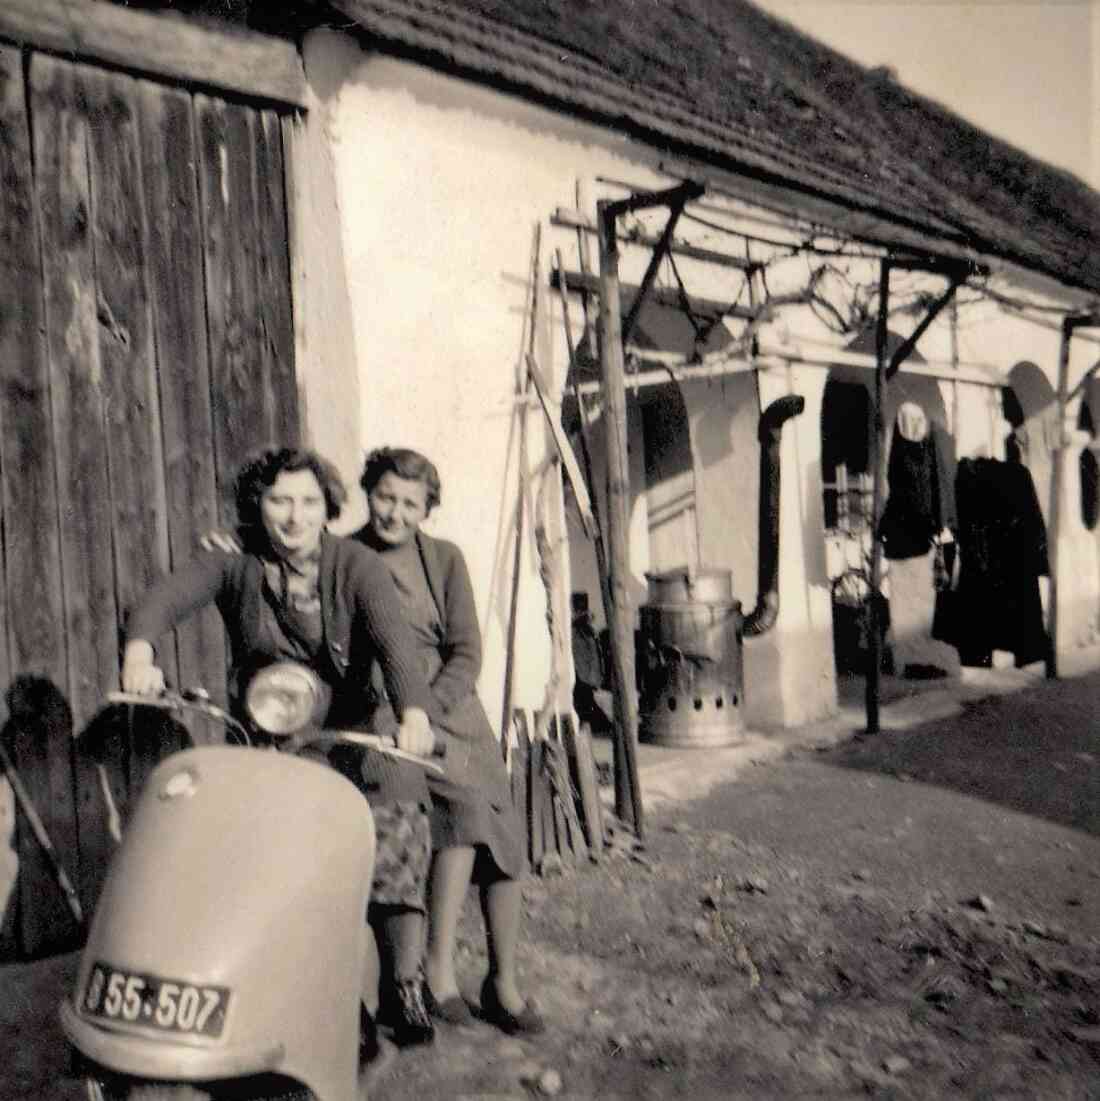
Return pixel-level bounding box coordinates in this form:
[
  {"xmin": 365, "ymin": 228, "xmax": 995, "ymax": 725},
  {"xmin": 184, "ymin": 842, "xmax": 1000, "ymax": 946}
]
[{"xmin": 821, "ymin": 668, "xmax": 1100, "ymax": 838}]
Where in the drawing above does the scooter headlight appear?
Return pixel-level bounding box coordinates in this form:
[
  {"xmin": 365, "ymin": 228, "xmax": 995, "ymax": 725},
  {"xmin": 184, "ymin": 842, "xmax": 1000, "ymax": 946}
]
[{"xmin": 245, "ymin": 663, "xmax": 329, "ymax": 735}]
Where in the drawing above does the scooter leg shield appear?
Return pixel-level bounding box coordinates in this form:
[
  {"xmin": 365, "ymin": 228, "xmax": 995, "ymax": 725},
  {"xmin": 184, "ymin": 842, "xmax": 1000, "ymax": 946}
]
[{"xmin": 62, "ymin": 745, "xmax": 375, "ymax": 1101}]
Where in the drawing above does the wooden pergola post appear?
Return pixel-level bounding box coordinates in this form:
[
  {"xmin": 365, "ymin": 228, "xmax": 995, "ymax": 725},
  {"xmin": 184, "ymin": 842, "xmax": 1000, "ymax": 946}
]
[
  {"xmin": 864, "ymin": 256, "xmax": 972, "ymax": 734},
  {"xmin": 596, "ymin": 198, "xmax": 643, "ymax": 834},
  {"xmin": 594, "ymin": 180, "xmax": 703, "ymax": 838},
  {"xmin": 865, "ymin": 260, "xmax": 891, "ymax": 733},
  {"xmin": 1048, "ymin": 312, "xmax": 1100, "ymax": 679}
]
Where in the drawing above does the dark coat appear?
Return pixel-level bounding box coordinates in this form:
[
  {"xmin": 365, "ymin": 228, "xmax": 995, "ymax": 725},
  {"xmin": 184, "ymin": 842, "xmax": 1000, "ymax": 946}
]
[
  {"xmin": 355, "ymin": 528, "xmax": 526, "ymax": 879},
  {"xmin": 940, "ymin": 458, "xmax": 1050, "ymax": 667},
  {"xmin": 879, "ymin": 422, "xmax": 958, "ymax": 560}
]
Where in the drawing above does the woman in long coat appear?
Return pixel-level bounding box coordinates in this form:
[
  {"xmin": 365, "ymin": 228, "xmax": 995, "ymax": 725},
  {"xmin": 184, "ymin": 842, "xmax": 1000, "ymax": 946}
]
[{"xmin": 355, "ymin": 447, "xmax": 542, "ymax": 1034}]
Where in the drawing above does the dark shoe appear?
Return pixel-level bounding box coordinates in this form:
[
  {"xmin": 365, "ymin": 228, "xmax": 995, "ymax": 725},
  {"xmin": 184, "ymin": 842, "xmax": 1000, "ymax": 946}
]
[
  {"xmin": 479, "ymin": 976, "xmax": 545, "ymax": 1036},
  {"xmin": 424, "ymin": 982, "xmax": 474, "ymax": 1025},
  {"xmin": 391, "ymin": 975, "xmax": 436, "ymax": 1047}
]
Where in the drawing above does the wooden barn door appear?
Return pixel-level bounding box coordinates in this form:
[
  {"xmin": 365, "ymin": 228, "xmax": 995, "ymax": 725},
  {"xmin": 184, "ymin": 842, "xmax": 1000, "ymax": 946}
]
[{"xmin": 0, "ymin": 46, "xmax": 298, "ymax": 959}]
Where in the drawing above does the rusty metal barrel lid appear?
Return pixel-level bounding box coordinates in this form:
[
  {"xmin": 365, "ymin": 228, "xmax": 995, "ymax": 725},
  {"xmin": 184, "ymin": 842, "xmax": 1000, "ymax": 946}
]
[{"xmin": 644, "ymin": 566, "xmax": 736, "ymax": 605}]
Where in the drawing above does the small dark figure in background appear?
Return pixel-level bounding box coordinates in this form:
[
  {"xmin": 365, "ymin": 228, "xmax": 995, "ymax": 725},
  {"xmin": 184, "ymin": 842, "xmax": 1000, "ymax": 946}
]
[{"xmin": 571, "ymin": 592, "xmax": 613, "ymax": 737}]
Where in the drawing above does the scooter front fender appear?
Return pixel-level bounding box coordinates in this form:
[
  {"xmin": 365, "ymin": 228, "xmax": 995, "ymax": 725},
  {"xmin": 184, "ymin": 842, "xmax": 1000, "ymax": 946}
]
[{"xmin": 63, "ymin": 745, "xmax": 374, "ymax": 1101}]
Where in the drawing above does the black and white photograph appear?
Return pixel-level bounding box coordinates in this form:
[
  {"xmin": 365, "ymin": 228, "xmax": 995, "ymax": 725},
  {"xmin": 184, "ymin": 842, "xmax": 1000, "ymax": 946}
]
[{"xmin": 0, "ymin": 1, "xmax": 1098, "ymax": 1098}]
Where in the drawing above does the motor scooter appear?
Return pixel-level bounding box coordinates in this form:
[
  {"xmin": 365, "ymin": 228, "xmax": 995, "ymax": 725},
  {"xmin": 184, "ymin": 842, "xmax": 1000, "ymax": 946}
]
[{"xmin": 60, "ymin": 661, "xmax": 444, "ymax": 1101}]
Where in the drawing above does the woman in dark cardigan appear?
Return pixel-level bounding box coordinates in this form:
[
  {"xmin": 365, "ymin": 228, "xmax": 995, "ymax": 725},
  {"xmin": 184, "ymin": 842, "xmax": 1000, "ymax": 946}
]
[
  {"xmin": 123, "ymin": 447, "xmax": 440, "ymax": 1053},
  {"xmin": 355, "ymin": 447, "xmax": 542, "ymax": 1035}
]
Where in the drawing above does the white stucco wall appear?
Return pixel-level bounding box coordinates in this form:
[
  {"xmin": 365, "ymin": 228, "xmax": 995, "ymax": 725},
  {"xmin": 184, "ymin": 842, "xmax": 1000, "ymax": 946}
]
[
  {"xmin": 299, "ymin": 31, "xmax": 674, "ymax": 724},
  {"xmin": 292, "ymin": 29, "xmax": 1100, "ymax": 731}
]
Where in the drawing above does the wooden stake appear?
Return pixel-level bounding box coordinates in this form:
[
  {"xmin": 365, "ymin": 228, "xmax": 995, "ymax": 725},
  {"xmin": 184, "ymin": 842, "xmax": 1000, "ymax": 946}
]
[
  {"xmin": 596, "ymin": 200, "xmax": 644, "ymax": 839},
  {"xmin": 1049, "ymin": 317, "xmax": 1078, "ymax": 678},
  {"xmin": 865, "ymin": 259, "xmax": 891, "ymax": 735},
  {"xmin": 501, "ymin": 224, "xmax": 541, "ymax": 737},
  {"xmin": 563, "ymin": 714, "xmax": 604, "ymax": 858}
]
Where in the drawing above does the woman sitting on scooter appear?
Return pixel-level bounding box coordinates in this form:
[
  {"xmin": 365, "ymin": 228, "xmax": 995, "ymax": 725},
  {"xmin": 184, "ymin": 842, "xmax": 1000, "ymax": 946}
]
[
  {"xmin": 355, "ymin": 447, "xmax": 543, "ymax": 1035},
  {"xmin": 121, "ymin": 446, "xmax": 440, "ymax": 1056}
]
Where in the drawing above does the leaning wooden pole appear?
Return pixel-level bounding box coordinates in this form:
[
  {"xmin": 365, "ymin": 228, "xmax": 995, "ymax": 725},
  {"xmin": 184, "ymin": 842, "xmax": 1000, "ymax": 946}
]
[
  {"xmin": 865, "ymin": 259, "xmax": 891, "ymax": 734},
  {"xmin": 501, "ymin": 224, "xmax": 541, "ymax": 737},
  {"xmin": 596, "ymin": 199, "xmax": 643, "ymax": 838}
]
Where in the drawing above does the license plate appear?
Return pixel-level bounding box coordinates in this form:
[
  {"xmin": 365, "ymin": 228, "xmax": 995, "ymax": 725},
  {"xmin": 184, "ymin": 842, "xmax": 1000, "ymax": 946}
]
[{"xmin": 82, "ymin": 962, "xmax": 230, "ymax": 1039}]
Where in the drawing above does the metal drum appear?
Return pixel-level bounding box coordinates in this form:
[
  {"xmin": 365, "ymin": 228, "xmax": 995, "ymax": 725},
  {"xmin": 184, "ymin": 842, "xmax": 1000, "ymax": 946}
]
[{"xmin": 638, "ymin": 567, "xmax": 745, "ymax": 748}]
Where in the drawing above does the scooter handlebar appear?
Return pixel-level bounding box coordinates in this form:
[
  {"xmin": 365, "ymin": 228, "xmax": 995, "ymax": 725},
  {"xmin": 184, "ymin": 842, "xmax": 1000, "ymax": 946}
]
[
  {"xmin": 293, "ymin": 730, "xmax": 446, "ymax": 775},
  {"xmin": 105, "ymin": 690, "xmax": 251, "ymax": 744}
]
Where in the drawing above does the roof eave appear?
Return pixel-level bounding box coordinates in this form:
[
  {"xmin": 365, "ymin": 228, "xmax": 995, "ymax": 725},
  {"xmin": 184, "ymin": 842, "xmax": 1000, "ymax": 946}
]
[{"xmin": 331, "ymin": 0, "xmax": 1100, "ymax": 302}]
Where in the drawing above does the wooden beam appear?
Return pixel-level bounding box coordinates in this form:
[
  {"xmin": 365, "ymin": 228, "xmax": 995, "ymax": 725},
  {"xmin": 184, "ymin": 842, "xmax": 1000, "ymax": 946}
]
[
  {"xmin": 550, "ymin": 268, "xmax": 764, "ymax": 323},
  {"xmin": 865, "ymin": 259, "xmax": 891, "ymax": 735},
  {"xmin": 526, "ymin": 352, "xmax": 596, "ymax": 540},
  {"xmin": 886, "ymin": 275, "xmax": 966, "ymax": 380},
  {"xmin": 607, "ymin": 180, "xmax": 704, "ymax": 219},
  {"xmin": 551, "ymin": 207, "xmax": 756, "ymax": 272},
  {"xmin": 1043, "ymin": 314, "xmax": 1100, "ymax": 678},
  {"xmin": 622, "ymin": 195, "xmax": 690, "ymax": 345},
  {"xmin": 0, "ymin": 0, "xmax": 307, "ymax": 108},
  {"xmin": 597, "ymin": 199, "xmax": 644, "ymax": 840}
]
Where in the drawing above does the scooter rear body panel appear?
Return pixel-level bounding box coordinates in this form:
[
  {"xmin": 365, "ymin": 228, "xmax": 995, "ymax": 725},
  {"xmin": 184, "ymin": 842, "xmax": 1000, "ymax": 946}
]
[{"xmin": 62, "ymin": 745, "xmax": 374, "ymax": 1101}]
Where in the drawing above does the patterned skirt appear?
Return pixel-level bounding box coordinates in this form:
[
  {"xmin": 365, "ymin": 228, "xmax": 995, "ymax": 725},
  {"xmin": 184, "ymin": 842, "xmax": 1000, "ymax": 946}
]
[{"xmin": 369, "ymin": 799, "xmax": 432, "ymax": 912}]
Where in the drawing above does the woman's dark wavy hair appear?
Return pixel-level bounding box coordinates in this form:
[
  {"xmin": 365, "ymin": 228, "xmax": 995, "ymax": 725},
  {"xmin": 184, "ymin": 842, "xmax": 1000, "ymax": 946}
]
[
  {"xmin": 234, "ymin": 447, "xmax": 347, "ymax": 529},
  {"xmin": 360, "ymin": 447, "xmax": 441, "ymax": 513}
]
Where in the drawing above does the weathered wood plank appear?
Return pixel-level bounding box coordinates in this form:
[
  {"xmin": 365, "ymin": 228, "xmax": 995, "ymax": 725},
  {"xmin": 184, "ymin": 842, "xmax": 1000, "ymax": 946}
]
[
  {"xmin": 540, "ymin": 732, "xmax": 559, "ymax": 865},
  {"xmin": 82, "ymin": 64, "xmax": 176, "ymax": 680},
  {"xmin": 137, "ymin": 80, "xmax": 227, "ymax": 711},
  {"xmin": 548, "ymin": 741, "xmax": 574, "ymax": 866},
  {"xmin": 78, "ymin": 64, "xmax": 183, "ymax": 903},
  {"xmin": 196, "ymin": 94, "xmax": 269, "ymax": 523},
  {"xmin": 253, "ymin": 108, "xmax": 298, "ymax": 447},
  {"xmin": 564, "ymin": 716, "xmax": 605, "ymax": 859},
  {"xmin": 0, "ymin": 44, "xmax": 62, "ymax": 957},
  {"xmin": 526, "ymin": 729, "xmax": 544, "ymax": 870},
  {"xmin": 555, "ymin": 716, "xmax": 591, "ymax": 862},
  {"xmin": 31, "ymin": 52, "xmax": 118, "ymax": 930},
  {"xmin": 0, "ymin": 0, "xmax": 307, "ymax": 108},
  {"xmin": 281, "ymin": 114, "xmax": 310, "ymax": 444}
]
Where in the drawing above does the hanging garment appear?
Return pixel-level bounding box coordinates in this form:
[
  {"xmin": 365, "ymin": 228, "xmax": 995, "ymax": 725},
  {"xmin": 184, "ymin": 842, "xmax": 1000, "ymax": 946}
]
[
  {"xmin": 936, "ymin": 457, "xmax": 1049, "ymax": 667},
  {"xmin": 878, "ymin": 404, "xmax": 957, "ymax": 560}
]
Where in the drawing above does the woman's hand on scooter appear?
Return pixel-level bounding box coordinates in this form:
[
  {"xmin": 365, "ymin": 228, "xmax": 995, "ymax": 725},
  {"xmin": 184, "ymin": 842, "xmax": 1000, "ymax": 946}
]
[
  {"xmin": 121, "ymin": 640, "xmax": 166, "ymax": 697},
  {"xmin": 395, "ymin": 707, "xmax": 435, "ymax": 757}
]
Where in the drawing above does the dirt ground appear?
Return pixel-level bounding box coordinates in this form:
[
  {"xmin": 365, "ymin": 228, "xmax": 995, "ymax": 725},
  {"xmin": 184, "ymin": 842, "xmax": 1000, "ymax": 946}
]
[{"xmin": 6, "ymin": 668, "xmax": 1100, "ymax": 1100}]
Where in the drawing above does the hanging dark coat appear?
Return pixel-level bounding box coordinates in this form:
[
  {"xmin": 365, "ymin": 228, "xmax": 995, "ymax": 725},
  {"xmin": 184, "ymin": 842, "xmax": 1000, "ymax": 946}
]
[
  {"xmin": 878, "ymin": 421, "xmax": 957, "ymax": 560},
  {"xmin": 940, "ymin": 458, "xmax": 1050, "ymax": 667}
]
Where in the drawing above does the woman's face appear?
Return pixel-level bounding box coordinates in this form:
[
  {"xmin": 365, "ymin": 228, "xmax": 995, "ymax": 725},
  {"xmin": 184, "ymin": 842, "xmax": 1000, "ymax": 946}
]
[
  {"xmin": 367, "ymin": 471, "xmax": 430, "ymax": 547},
  {"xmin": 260, "ymin": 469, "xmax": 328, "ymax": 556}
]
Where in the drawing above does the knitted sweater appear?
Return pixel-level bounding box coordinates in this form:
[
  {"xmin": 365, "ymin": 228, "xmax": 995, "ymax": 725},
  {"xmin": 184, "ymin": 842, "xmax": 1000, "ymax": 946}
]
[
  {"xmin": 127, "ymin": 531, "xmax": 433, "ymax": 743},
  {"xmin": 354, "ymin": 528, "xmax": 483, "ymax": 721}
]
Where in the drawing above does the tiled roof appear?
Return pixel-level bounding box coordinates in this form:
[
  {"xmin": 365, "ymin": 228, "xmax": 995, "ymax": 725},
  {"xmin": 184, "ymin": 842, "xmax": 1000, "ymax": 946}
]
[{"xmin": 334, "ymin": 0, "xmax": 1100, "ymax": 297}]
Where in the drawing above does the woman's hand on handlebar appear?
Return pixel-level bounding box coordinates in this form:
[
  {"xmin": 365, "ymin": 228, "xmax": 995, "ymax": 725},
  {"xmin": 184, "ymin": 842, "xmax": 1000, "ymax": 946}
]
[
  {"xmin": 395, "ymin": 707, "xmax": 435, "ymax": 758},
  {"xmin": 121, "ymin": 640, "xmax": 166, "ymax": 696}
]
